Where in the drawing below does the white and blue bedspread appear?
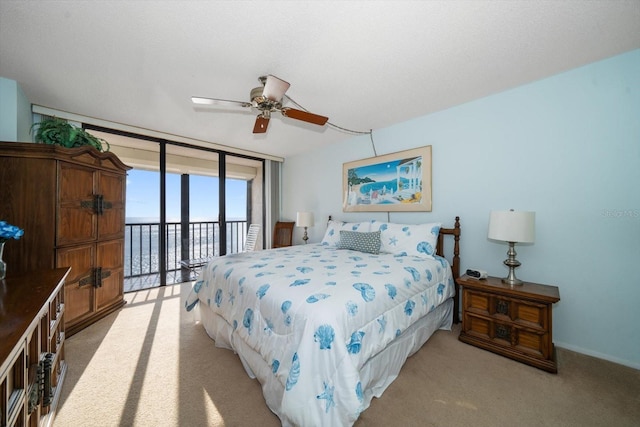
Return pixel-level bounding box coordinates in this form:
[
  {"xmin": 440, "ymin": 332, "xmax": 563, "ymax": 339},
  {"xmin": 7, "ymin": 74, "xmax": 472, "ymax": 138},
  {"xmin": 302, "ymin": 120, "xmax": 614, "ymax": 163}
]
[{"xmin": 185, "ymin": 243, "xmax": 455, "ymax": 426}]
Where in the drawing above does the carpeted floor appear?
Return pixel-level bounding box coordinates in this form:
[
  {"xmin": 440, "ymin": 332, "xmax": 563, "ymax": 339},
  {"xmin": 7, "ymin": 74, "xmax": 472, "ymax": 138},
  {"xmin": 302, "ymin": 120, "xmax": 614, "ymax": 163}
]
[{"xmin": 53, "ymin": 283, "xmax": 640, "ymax": 427}]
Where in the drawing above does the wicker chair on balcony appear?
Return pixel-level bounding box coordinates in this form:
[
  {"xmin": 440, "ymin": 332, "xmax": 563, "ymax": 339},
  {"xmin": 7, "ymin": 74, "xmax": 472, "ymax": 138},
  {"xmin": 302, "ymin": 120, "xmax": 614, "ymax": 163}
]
[
  {"xmin": 273, "ymin": 221, "xmax": 295, "ymax": 248},
  {"xmin": 181, "ymin": 223, "xmax": 261, "ymax": 280},
  {"xmin": 243, "ymin": 224, "xmax": 260, "ymax": 252}
]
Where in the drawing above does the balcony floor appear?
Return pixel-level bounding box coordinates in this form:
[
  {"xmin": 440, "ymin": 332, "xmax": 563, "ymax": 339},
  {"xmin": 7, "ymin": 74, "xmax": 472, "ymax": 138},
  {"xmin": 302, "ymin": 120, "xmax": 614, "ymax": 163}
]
[{"xmin": 124, "ymin": 269, "xmax": 194, "ymax": 293}]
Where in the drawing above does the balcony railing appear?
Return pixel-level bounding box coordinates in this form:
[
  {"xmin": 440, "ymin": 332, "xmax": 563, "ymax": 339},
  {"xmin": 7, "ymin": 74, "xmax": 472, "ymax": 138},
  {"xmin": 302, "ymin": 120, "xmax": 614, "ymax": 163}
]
[{"xmin": 124, "ymin": 220, "xmax": 249, "ymax": 281}]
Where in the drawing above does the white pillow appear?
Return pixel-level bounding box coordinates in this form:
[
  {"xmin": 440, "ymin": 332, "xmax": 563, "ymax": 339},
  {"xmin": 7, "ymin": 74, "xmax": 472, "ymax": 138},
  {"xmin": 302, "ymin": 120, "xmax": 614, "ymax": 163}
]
[
  {"xmin": 321, "ymin": 220, "xmax": 371, "ymax": 247},
  {"xmin": 371, "ymin": 222, "xmax": 442, "ymax": 258}
]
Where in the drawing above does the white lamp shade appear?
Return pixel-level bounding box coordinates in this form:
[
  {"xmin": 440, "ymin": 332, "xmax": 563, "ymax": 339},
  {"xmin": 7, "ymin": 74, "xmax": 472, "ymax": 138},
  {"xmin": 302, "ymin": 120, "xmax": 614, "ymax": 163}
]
[
  {"xmin": 488, "ymin": 210, "xmax": 535, "ymax": 243},
  {"xmin": 262, "ymin": 75, "xmax": 291, "ymax": 101},
  {"xmin": 296, "ymin": 211, "xmax": 314, "ymax": 228}
]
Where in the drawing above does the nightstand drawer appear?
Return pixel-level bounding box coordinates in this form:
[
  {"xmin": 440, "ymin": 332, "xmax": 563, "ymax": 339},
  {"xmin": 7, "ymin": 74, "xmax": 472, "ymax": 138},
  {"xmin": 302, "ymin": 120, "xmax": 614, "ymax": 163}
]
[
  {"xmin": 465, "ymin": 289, "xmax": 549, "ymax": 331},
  {"xmin": 463, "ymin": 313, "xmax": 551, "ymax": 359}
]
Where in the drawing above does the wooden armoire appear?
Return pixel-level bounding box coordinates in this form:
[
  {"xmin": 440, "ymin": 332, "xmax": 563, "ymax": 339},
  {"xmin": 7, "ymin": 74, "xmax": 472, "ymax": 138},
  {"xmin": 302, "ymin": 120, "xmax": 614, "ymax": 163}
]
[{"xmin": 0, "ymin": 142, "xmax": 131, "ymax": 336}]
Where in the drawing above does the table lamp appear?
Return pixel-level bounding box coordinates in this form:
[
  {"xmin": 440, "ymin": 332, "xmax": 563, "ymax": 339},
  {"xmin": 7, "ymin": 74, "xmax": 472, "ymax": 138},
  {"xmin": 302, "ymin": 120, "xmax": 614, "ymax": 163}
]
[
  {"xmin": 488, "ymin": 209, "xmax": 535, "ymax": 286},
  {"xmin": 296, "ymin": 212, "xmax": 314, "ymax": 244}
]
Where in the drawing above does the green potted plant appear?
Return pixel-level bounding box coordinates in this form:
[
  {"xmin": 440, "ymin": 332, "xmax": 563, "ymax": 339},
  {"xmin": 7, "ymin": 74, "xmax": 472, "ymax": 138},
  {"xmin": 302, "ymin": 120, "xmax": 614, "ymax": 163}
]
[{"xmin": 31, "ymin": 117, "xmax": 110, "ymax": 152}]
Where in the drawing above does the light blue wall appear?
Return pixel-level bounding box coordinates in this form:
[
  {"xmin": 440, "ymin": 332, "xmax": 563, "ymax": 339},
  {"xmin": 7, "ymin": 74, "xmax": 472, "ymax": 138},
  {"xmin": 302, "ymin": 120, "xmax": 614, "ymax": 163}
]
[
  {"xmin": 0, "ymin": 77, "xmax": 32, "ymax": 141},
  {"xmin": 0, "ymin": 77, "xmax": 18, "ymax": 140},
  {"xmin": 283, "ymin": 49, "xmax": 640, "ymax": 369},
  {"xmin": 16, "ymin": 81, "xmax": 31, "ymax": 141}
]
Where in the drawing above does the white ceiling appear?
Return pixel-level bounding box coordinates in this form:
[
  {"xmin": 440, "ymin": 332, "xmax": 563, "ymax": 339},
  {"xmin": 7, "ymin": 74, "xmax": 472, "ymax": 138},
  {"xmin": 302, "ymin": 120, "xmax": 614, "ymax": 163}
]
[{"xmin": 1, "ymin": 1, "xmax": 639, "ymax": 160}]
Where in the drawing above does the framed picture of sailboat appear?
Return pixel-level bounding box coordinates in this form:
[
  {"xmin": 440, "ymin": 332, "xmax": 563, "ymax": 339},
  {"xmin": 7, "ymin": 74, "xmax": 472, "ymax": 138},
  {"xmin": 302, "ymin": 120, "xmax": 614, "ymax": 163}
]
[{"xmin": 343, "ymin": 146, "xmax": 432, "ymax": 212}]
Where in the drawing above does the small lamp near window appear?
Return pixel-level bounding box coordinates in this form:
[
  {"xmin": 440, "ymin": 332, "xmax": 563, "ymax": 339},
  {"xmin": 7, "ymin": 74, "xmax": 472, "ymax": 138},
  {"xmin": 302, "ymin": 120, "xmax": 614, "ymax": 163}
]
[
  {"xmin": 488, "ymin": 209, "xmax": 535, "ymax": 286},
  {"xmin": 296, "ymin": 212, "xmax": 314, "ymax": 244}
]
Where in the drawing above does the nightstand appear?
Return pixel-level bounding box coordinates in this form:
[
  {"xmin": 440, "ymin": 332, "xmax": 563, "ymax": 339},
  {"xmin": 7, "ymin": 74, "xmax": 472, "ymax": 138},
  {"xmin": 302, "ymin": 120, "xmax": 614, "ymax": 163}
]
[{"xmin": 457, "ymin": 275, "xmax": 560, "ymax": 373}]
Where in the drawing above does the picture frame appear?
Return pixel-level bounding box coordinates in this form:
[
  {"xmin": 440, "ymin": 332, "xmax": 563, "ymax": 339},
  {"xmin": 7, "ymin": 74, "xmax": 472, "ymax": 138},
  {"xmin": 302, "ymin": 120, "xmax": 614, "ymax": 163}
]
[{"xmin": 343, "ymin": 146, "xmax": 432, "ymax": 212}]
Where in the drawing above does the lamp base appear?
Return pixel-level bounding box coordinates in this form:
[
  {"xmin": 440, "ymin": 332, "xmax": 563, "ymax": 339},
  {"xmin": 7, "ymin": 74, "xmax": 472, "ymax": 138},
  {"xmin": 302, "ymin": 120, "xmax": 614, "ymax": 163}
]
[
  {"xmin": 503, "ymin": 242, "xmax": 524, "ymax": 286},
  {"xmin": 302, "ymin": 227, "xmax": 309, "ymax": 244},
  {"xmin": 501, "ymin": 276, "xmax": 523, "ymax": 286}
]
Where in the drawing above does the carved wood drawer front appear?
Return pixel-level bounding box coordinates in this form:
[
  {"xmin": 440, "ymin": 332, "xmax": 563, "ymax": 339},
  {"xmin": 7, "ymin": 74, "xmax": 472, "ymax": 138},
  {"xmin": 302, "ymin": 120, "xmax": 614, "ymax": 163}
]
[
  {"xmin": 515, "ymin": 300, "xmax": 547, "ymax": 329},
  {"xmin": 465, "ymin": 290, "xmax": 548, "ymax": 330},
  {"xmin": 463, "ymin": 314, "xmax": 550, "ymax": 359}
]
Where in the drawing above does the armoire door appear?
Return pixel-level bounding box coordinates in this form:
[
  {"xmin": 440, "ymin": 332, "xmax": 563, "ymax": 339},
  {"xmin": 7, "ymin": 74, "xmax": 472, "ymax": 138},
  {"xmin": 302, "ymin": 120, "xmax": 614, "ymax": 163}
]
[
  {"xmin": 57, "ymin": 243, "xmax": 95, "ymax": 326},
  {"xmin": 98, "ymin": 171, "xmax": 127, "ymax": 241},
  {"xmin": 96, "ymin": 239, "xmax": 125, "ymax": 311},
  {"xmin": 57, "ymin": 162, "xmax": 98, "ymax": 246}
]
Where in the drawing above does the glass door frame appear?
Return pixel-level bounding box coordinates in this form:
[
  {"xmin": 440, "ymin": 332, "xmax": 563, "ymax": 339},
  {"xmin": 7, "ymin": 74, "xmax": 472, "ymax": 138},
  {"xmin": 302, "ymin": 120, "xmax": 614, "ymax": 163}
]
[{"xmin": 85, "ymin": 124, "xmax": 266, "ymax": 287}]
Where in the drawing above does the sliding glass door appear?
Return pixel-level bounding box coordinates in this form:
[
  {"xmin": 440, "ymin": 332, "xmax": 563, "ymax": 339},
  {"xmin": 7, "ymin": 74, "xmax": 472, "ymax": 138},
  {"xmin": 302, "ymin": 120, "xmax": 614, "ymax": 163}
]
[
  {"xmin": 123, "ymin": 169, "xmax": 161, "ymax": 289},
  {"xmin": 91, "ymin": 127, "xmax": 264, "ymax": 290},
  {"xmin": 225, "ymin": 153, "xmax": 264, "ymax": 254}
]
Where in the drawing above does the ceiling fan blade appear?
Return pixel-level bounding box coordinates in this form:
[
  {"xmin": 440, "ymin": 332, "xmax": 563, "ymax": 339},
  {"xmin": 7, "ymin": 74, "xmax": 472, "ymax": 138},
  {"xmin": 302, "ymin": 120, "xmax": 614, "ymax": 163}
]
[
  {"xmin": 262, "ymin": 75, "xmax": 290, "ymax": 101},
  {"xmin": 253, "ymin": 115, "xmax": 270, "ymax": 133},
  {"xmin": 191, "ymin": 96, "xmax": 251, "ymax": 108},
  {"xmin": 281, "ymin": 108, "xmax": 329, "ymax": 126}
]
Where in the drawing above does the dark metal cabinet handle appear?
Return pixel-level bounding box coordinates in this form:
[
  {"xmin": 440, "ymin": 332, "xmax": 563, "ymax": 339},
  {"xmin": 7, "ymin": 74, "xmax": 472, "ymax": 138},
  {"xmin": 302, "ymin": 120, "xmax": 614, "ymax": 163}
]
[{"xmin": 80, "ymin": 194, "xmax": 111, "ymax": 214}]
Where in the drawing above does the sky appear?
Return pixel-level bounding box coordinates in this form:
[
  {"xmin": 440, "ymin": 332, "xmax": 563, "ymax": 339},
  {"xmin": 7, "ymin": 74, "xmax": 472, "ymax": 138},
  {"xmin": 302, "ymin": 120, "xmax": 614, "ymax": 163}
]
[{"xmin": 126, "ymin": 169, "xmax": 247, "ymax": 221}]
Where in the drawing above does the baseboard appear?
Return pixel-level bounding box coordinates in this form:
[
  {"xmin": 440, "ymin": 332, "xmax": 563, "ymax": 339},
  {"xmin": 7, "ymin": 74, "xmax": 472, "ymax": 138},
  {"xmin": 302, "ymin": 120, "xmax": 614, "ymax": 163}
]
[{"xmin": 555, "ymin": 342, "xmax": 640, "ymax": 370}]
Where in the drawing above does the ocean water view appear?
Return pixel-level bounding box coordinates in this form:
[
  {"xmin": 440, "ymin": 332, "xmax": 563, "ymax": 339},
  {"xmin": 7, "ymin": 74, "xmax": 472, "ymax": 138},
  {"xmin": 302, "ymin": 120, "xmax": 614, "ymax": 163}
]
[
  {"xmin": 124, "ymin": 218, "xmax": 248, "ymax": 279},
  {"xmin": 124, "ymin": 169, "xmax": 250, "ymax": 286}
]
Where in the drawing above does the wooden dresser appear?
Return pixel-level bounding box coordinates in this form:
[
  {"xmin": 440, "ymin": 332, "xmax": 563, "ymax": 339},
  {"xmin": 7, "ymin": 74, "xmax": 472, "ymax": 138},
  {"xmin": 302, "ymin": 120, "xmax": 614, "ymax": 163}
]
[
  {"xmin": 457, "ymin": 275, "xmax": 560, "ymax": 373},
  {"xmin": 0, "ymin": 267, "xmax": 70, "ymax": 427},
  {"xmin": 0, "ymin": 142, "xmax": 130, "ymax": 336}
]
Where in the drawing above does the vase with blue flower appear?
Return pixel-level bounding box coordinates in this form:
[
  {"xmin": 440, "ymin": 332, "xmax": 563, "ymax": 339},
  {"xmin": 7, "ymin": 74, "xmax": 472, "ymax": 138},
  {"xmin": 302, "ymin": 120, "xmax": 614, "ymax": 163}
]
[{"xmin": 0, "ymin": 220, "xmax": 24, "ymax": 279}]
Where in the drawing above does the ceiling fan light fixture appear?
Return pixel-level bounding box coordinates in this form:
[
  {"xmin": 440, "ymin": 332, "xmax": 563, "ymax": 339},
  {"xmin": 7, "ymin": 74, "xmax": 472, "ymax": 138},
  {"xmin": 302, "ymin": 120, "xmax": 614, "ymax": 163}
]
[
  {"xmin": 262, "ymin": 74, "xmax": 290, "ymax": 102},
  {"xmin": 250, "ymin": 86, "xmax": 264, "ymax": 101}
]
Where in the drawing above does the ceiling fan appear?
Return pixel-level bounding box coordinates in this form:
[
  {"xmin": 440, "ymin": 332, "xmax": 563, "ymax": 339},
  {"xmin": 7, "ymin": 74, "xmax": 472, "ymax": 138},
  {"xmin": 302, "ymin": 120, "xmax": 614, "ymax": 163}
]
[{"xmin": 192, "ymin": 75, "xmax": 329, "ymax": 134}]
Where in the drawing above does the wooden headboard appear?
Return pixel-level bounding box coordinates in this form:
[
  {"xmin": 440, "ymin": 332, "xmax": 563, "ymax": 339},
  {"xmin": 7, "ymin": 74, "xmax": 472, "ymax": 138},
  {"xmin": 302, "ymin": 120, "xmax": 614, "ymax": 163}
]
[
  {"xmin": 436, "ymin": 216, "xmax": 461, "ymax": 280},
  {"xmin": 437, "ymin": 216, "xmax": 461, "ymax": 323}
]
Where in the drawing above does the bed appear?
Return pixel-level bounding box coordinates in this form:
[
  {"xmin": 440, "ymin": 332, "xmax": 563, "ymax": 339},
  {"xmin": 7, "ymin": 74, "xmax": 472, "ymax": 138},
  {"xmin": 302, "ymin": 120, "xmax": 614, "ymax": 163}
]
[{"xmin": 185, "ymin": 216, "xmax": 460, "ymax": 426}]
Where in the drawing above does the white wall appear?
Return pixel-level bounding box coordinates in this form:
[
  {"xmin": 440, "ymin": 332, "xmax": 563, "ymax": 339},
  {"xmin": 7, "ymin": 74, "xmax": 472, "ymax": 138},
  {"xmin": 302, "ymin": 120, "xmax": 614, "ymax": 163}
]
[
  {"xmin": 0, "ymin": 77, "xmax": 32, "ymax": 141},
  {"xmin": 283, "ymin": 49, "xmax": 640, "ymax": 369}
]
